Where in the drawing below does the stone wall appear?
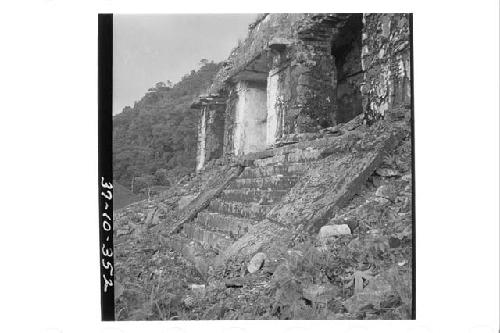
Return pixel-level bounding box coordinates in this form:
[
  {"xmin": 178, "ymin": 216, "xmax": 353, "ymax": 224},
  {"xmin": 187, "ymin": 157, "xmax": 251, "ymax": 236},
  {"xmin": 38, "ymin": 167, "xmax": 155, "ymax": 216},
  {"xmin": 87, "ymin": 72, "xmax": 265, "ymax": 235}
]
[
  {"xmin": 193, "ymin": 96, "xmax": 226, "ymax": 170},
  {"xmin": 266, "ymin": 66, "xmax": 282, "ymax": 146},
  {"xmin": 208, "ymin": 14, "xmax": 313, "ymax": 95},
  {"xmin": 194, "ymin": 13, "xmax": 412, "ymax": 169},
  {"xmin": 233, "ymin": 80, "xmax": 268, "ymax": 155},
  {"xmin": 286, "ymin": 21, "xmax": 336, "ymax": 133},
  {"xmin": 223, "ymin": 88, "xmax": 237, "ymax": 156},
  {"xmin": 204, "ymin": 104, "xmax": 225, "ymax": 162},
  {"xmin": 196, "ymin": 108, "xmax": 206, "ymax": 171},
  {"xmin": 361, "ymin": 14, "xmax": 411, "ymax": 123}
]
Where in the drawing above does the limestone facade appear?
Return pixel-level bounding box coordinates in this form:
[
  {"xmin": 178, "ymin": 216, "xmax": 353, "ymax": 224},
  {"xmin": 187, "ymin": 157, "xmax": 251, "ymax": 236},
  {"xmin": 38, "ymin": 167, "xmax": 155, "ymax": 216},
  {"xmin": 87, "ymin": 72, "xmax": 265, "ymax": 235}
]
[{"xmin": 193, "ymin": 13, "xmax": 411, "ymax": 170}]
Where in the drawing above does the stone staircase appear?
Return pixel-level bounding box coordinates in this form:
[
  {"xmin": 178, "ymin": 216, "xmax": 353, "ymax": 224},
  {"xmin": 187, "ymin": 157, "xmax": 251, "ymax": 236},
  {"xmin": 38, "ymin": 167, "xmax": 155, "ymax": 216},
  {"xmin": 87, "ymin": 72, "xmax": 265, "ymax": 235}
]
[
  {"xmin": 157, "ymin": 116, "xmax": 407, "ymax": 275},
  {"xmin": 159, "ymin": 147, "xmax": 323, "ymax": 273}
]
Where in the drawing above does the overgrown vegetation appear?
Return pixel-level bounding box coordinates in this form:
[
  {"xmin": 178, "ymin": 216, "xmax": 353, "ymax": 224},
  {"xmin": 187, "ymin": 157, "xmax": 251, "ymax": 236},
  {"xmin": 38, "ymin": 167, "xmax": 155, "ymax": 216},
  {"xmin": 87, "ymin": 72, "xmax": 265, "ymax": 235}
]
[
  {"xmin": 114, "ymin": 135, "xmax": 413, "ymax": 320},
  {"xmin": 113, "ymin": 61, "xmax": 221, "ymax": 192}
]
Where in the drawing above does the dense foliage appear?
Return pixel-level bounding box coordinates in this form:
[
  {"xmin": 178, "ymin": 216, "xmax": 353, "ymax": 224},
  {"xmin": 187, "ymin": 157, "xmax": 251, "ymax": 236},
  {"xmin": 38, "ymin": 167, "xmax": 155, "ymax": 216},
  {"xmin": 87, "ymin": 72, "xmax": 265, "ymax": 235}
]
[{"xmin": 113, "ymin": 61, "xmax": 221, "ymax": 191}]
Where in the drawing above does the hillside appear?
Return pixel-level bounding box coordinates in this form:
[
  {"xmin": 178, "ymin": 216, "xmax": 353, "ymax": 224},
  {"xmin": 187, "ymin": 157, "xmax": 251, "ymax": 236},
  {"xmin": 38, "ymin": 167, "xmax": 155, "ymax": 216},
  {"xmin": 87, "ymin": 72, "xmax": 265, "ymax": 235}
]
[
  {"xmin": 113, "ymin": 182, "xmax": 144, "ymax": 210},
  {"xmin": 113, "ymin": 61, "xmax": 222, "ymax": 192}
]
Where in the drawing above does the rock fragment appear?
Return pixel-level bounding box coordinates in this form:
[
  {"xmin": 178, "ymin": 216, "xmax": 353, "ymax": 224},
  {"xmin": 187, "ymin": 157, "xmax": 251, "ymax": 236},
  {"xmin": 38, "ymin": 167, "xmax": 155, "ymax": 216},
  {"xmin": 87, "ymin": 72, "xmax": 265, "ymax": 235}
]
[
  {"xmin": 318, "ymin": 224, "xmax": 351, "ymax": 241},
  {"xmin": 247, "ymin": 252, "xmax": 267, "ymax": 273},
  {"xmin": 302, "ymin": 284, "xmax": 339, "ymax": 303},
  {"xmin": 402, "ymin": 173, "xmax": 412, "ymax": 182},
  {"xmin": 376, "ymin": 168, "xmax": 400, "ymax": 177},
  {"xmin": 343, "ymin": 273, "xmax": 392, "ymax": 314}
]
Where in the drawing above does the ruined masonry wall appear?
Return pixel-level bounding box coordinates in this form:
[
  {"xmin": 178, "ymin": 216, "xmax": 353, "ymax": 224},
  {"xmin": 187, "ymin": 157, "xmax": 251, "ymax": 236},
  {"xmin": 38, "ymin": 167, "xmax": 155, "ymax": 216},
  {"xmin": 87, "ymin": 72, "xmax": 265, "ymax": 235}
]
[
  {"xmin": 204, "ymin": 104, "xmax": 225, "ymax": 162},
  {"xmin": 196, "ymin": 104, "xmax": 225, "ymax": 171},
  {"xmin": 196, "ymin": 108, "xmax": 206, "ymax": 171},
  {"xmin": 209, "ymin": 14, "xmax": 312, "ymax": 95},
  {"xmin": 223, "ymin": 89, "xmax": 238, "ymax": 156},
  {"xmin": 287, "ymin": 32, "xmax": 336, "ymax": 133},
  {"xmin": 266, "ymin": 72, "xmax": 280, "ymax": 146},
  {"xmin": 361, "ymin": 14, "xmax": 411, "ymax": 123},
  {"xmin": 198, "ymin": 13, "xmax": 412, "ymax": 169}
]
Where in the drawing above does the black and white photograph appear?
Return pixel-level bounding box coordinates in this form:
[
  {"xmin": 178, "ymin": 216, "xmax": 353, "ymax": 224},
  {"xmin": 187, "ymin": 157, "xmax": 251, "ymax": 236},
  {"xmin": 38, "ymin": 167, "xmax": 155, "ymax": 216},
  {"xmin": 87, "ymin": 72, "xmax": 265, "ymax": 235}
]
[
  {"xmin": 2, "ymin": 1, "xmax": 500, "ymax": 332},
  {"xmin": 109, "ymin": 13, "xmax": 414, "ymax": 320}
]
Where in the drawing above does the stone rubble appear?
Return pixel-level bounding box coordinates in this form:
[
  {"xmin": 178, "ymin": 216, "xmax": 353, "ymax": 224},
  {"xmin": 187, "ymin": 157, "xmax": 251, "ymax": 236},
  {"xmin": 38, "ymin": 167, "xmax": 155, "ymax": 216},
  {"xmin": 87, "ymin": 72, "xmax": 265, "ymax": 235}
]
[
  {"xmin": 247, "ymin": 252, "xmax": 267, "ymax": 273},
  {"xmin": 318, "ymin": 224, "xmax": 352, "ymax": 241}
]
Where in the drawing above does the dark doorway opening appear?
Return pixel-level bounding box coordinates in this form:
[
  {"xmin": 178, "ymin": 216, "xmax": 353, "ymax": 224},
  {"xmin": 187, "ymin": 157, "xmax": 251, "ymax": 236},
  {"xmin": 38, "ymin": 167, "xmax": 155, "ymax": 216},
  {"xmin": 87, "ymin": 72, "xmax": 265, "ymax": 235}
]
[{"xmin": 331, "ymin": 14, "xmax": 363, "ymax": 124}]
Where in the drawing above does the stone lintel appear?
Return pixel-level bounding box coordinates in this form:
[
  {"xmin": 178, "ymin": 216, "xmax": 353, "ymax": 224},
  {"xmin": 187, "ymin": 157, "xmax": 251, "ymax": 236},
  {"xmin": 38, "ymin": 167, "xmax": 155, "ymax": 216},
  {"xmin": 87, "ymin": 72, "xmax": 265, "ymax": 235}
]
[
  {"xmin": 268, "ymin": 37, "xmax": 293, "ymax": 52},
  {"xmin": 229, "ymin": 52, "xmax": 271, "ymax": 83},
  {"xmin": 190, "ymin": 94, "xmax": 227, "ymax": 109}
]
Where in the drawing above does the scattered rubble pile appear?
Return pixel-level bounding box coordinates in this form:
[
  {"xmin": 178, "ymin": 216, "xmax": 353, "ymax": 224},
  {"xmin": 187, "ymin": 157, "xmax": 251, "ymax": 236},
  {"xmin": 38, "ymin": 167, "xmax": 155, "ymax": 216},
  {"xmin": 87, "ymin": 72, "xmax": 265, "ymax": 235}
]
[{"xmin": 113, "ymin": 112, "xmax": 413, "ymax": 320}]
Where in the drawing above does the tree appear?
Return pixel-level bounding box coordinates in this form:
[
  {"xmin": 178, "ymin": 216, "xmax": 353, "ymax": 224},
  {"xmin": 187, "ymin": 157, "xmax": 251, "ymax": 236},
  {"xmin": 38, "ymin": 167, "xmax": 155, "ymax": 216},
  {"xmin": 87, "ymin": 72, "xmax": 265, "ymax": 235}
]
[
  {"xmin": 155, "ymin": 81, "xmax": 173, "ymax": 90},
  {"xmin": 112, "ymin": 62, "xmax": 222, "ymax": 187},
  {"xmin": 155, "ymin": 81, "xmax": 166, "ymax": 90},
  {"xmin": 154, "ymin": 168, "xmax": 170, "ymax": 186},
  {"xmin": 133, "ymin": 174, "xmax": 154, "ymax": 194}
]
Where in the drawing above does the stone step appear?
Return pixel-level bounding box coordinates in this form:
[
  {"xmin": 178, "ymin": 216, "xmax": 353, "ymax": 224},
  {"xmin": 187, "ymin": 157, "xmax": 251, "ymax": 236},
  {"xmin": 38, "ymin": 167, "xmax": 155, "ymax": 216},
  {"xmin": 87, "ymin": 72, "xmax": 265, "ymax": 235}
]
[
  {"xmin": 240, "ymin": 162, "xmax": 310, "ymax": 178},
  {"xmin": 208, "ymin": 198, "xmax": 273, "ymax": 220},
  {"xmin": 181, "ymin": 222, "xmax": 233, "ymax": 253},
  {"xmin": 195, "ymin": 211, "xmax": 254, "ymax": 238},
  {"xmin": 220, "ymin": 188, "xmax": 288, "ymax": 204},
  {"xmin": 227, "ymin": 174, "xmax": 299, "ymax": 190},
  {"xmin": 252, "ymin": 148, "xmax": 324, "ymax": 167}
]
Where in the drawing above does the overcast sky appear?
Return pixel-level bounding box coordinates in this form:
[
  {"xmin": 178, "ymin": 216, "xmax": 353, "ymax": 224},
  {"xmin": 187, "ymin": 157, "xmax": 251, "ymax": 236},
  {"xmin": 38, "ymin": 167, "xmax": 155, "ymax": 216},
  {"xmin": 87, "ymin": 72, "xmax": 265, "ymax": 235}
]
[{"xmin": 113, "ymin": 14, "xmax": 257, "ymax": 115}]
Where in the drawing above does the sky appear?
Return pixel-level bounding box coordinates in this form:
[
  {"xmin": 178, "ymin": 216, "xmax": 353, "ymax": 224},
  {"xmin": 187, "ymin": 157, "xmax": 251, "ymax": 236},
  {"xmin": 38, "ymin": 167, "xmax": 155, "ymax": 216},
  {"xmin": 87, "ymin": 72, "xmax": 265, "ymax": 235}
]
[{"xmin": 113, "ymin": 14, "xmax": 257, "ymax": 115}]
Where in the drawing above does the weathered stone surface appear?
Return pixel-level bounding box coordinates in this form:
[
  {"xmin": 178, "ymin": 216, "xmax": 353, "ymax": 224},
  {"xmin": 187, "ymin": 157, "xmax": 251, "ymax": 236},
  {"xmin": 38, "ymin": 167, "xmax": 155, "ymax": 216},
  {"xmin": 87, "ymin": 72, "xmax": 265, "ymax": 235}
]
[
  {"xmin": 240, "ymin": 163, "xmax": 309, "ymax": 178},
  {"xmin": 208, "ymin": 199, "xmax": 273, "ymax": 220},
  {"xmin": 302, "ymin": 284, "xmax": 339, "ymax": 303},
  {"xmin": 216, "ymin": 119, "xmax": 406, "ymax": 264},
  {"xmin": 208, "ymin": 14, "xmax": 337, "ymax": 94},
  {"xmin": 267, "ymin": 120, "xmax": 405, "ymax": 234},
  {"xmin": 196, "ymin": 102, "xmax": 226, "ymax": 170},
  {"xmin": 253, "ymin": 153, "xmax": 286, "ymax": 167},
  {"xmin": 343, "ymin": 272, "xmax": 393, "ymax": 314},
  {"xmin": 194, "ymin": 13, "xmax": 410, "ymax": 170},
  {"xmin": 220, "ymin": 188, "xmax": 288, "ymax": 204},
  {"xmin": 376, "ymin": 168, "xmax": 400, "ymax": 177},
  {"xmin": 247, "ymin": 252, "xmax": 267, "ymax": 273},
  {"xmin": 181, "ymin": 223, "xmax": 233, "ymax": 252},
  {"xmin": 159, "ymin": 234, "xmax": 216, "ymax": 276},
  {"xmin": 178, "ymin": 194, "xmax": 197, "ymax": 210},
  {"xmin": 228, "ymin": 175, "xmax": 299, "ymax": 191},
  {"xmin": 318, "ymin": 224, "xmax": 352, "ymax": 241},
  {"xmin": 402, "ymin": 173, "xmax": 412, "ymax": 182},
  {"xmin": 116, "ymin": 228, "xmax": 132, "ymax": 236},
  {"xmin": 189, "ymin": 284, "xmax": 206, "ymax": 296},
  {"xmin": 159, "ymin": 165, "xmax": 244, "ymax": 235},
  {"xmin": 216, "ymin": 220, "xmax": 290, "ymax": 266},
  {"xmin": 233, "ymin": 80, "xmax": 268, "ymax": 155},
  {"xmin": 361, "ymin": 14, "xmax": 411, "ymax": 124},
  {"xmin": 195, "ymin": 211, "xmax": 253, "ymax": 237}
]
